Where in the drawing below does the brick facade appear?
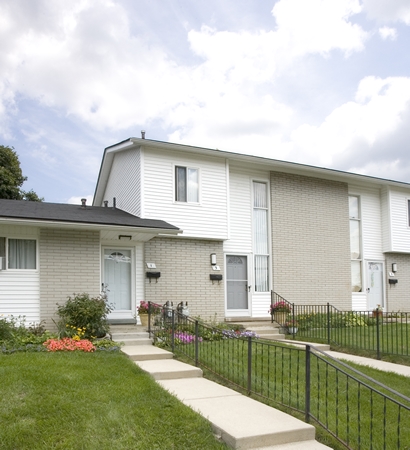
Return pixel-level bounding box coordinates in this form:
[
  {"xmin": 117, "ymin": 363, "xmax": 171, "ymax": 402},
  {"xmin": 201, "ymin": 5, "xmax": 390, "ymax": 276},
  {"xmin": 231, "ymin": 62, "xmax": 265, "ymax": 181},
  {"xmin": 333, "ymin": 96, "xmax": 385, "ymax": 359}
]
[
  {"xmin": 270, "ymin": 172, "xmax": 352, "ymax": 309},
  {"xmin": 39, "ymin": 229, "xmax": 101, "ymax": 330},
  {"xmin": 384, "ymin": 253, "xmax": 410, "ymax": 311},
  {"xmin": 144, "ymin": 237, "xmax": 225, "ymax": 321}
]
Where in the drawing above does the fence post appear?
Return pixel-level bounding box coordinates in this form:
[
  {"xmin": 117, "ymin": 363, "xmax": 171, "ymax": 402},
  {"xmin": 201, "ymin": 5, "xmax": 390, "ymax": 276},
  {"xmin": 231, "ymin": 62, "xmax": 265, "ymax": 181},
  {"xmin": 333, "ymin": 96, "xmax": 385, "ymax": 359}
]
[
  {"xmin": 195, "ymin": 320, "xmax": 199, "ymax": 367},
  {"xmin": 327, "ymin": 303, "xmax": 331, "ymax": 344},
  {"xmin": 292, "ymin": 303, "xmax": 295, "ymax": 340},
  {"xmin": 376, "ymin": 313, "xmax": 381, "ymax": 360},
  {"xmin": 247, "ymin": 336, "xmax": 252, "ymax": 395},
  {"xmin": 305, "ymin": 345, "xmax": 311, "ymax": 423},
  {"xmin": 171, "ymin": 309, "xmax": 175, "ymax": 352},
  {"xmin": 148, "ymin": 301, "xmax": 151, "ymax": 335}
]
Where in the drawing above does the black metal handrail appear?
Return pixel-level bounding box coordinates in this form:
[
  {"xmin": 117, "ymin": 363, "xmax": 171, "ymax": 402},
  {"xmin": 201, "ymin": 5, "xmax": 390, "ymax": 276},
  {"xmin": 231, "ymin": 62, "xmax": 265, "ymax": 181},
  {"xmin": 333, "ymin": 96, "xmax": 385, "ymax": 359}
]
[{"xmin": 150, "ymin": 308, "xmax": 410, "ymax": 449}]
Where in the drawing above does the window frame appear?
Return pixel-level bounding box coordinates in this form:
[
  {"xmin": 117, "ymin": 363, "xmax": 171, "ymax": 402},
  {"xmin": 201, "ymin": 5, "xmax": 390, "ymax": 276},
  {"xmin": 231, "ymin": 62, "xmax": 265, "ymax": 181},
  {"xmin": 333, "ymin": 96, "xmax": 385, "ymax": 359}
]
[
  {"xmin": 349, "ymin": 195, "xmax": 362, "ymax": 292},
  {"xmin": 0, "ymin": 237, "xmax": 38, "ymax": 271},
  {"xmin": 407, "ymin": 199, "xmax": 410, "ymax": 227},
  {"xmin": 174, "ymin": 165, "xmax": 200, "ymax": 204},
  {"xmin": 252, "ymin": 180, "xmax": 270, "ymax": 293}
]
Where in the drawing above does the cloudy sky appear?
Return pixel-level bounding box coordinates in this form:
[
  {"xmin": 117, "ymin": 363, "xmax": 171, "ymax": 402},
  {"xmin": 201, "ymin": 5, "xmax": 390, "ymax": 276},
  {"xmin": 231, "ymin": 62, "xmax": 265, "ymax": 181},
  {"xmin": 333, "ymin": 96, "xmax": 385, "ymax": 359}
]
[{"xmin": 1, "ymin": 0, "xmax": 410, "ymax": 204}]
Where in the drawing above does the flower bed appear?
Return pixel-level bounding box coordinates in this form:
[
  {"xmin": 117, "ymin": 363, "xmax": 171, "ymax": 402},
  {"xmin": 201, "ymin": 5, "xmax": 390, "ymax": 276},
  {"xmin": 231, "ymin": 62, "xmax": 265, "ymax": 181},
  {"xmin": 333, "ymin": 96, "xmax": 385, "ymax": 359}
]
[{"xmin": 43, "ymin": 338, "xmax": 95, "ymax": 352}]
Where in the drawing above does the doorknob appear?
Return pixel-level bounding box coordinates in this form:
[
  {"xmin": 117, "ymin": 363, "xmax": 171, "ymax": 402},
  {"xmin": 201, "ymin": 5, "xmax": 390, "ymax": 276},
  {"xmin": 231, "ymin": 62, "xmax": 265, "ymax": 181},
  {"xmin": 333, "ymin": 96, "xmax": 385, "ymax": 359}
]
[
  {"xmin": 366, "ymin": 288, "xmax": 370, "ymax": 293},
  {"xmin": 248, "ymin": 285, "xmax": 251, "ymax": 292}
]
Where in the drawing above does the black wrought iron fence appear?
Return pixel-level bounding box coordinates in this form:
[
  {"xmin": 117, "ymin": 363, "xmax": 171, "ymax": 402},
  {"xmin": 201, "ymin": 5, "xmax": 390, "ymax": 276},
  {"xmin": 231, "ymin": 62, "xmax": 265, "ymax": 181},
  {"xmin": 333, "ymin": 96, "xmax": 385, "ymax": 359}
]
[
  {"xmin": 148, "ymin": 304, "xmax": 410, "ymax": 450},
  {"xmin": 276, "ymin": 300, "xmax": 410, "ymax": 360}
]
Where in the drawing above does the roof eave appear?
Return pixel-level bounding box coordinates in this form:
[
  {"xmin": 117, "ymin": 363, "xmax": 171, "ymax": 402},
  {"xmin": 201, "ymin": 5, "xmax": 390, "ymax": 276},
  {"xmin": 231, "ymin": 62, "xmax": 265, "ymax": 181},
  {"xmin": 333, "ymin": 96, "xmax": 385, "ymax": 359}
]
[{"xmin": 0, "ymin": 217, "xmax": 181, "ymax": 235}]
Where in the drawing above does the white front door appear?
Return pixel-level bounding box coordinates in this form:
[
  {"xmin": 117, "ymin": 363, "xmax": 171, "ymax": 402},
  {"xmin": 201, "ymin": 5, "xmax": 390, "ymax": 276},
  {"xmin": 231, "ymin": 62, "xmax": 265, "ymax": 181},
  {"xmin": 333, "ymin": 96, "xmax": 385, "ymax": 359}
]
[
  {"xmin": 366, "ymin": 261, "xmax": 384, "ymax": 310},
  {"xmin": 104, "ymin": 248, "xmax": 133, "ymax": 319},
  {"xmin": 226, "ymin": 255, "xmax": 249, "ymax": 315}
]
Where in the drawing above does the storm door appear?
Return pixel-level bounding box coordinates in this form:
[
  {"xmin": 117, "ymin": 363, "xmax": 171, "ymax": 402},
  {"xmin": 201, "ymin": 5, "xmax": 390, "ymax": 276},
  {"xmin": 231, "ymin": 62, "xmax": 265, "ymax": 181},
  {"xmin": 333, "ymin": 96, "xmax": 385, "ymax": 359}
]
[
  {"xmin": 103, "ymin": 248, "xmax": 132, "ymax": 317},
  {"xmin": 366, "ymin": 261, "xmax": 384, "ymax": 310},
  {"xmin": 226, "ymin": 255, "xmax": 249, "ymax": 312}
]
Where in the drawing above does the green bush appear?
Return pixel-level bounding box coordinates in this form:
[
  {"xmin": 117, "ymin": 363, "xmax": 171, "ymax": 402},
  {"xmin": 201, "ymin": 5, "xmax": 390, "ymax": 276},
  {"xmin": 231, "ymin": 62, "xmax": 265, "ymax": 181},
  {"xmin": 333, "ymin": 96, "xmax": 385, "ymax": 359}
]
[
  {"xmin": 0, "ymin": 316, "xmax": 53, "ymax": 353},
  {"xmin": 56, "ymin": 293, "xmax": 113, "ymax": 339}
]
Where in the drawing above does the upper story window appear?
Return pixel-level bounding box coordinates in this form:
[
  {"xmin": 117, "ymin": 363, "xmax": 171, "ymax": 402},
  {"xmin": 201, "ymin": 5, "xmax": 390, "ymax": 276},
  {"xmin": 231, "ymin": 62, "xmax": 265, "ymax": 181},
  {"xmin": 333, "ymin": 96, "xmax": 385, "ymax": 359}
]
[
  {"xmin": 0, "ymin": 237, "xmax": 37, "ymax": 270},
  {"xmin": 349, "ymin": 196, "xmax": 361, "ymax": 292},
  {"xmin": 408, "ymin": 199, "xmax": 410, "ymax": 227},
  {"xmin": 253, "ymin": 181, "xmax": 269, "ymax": 292},
  {"xmin": 175, "ymin": 166, "xmax": 199, "ymax": 203}
]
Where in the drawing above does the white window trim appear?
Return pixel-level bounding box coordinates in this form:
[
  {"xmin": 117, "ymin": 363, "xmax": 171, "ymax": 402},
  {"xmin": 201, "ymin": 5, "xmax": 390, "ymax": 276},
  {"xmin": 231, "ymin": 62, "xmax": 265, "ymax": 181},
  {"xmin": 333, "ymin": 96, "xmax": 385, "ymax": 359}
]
[
  {"xmin": 349, "ymin": 195, "xmax": 363, "ymax": 292},
  {"xmin": 173, "ymin": 164, "xmax": 201, "ymax": 205},
  {"xmin": 0, "ymin": 237, "xmax": 39, "ymax": 271},
  {"xmin": 251, "ymin": 179, "xmax": 272, "ymax": 293}
]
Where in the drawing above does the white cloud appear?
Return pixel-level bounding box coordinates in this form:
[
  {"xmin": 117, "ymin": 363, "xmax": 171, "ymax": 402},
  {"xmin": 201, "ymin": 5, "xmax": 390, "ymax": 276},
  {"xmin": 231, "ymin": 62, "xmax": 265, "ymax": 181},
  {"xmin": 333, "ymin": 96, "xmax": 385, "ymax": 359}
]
[
  {"xmin": 0, "ymin": 0, "xmax": 369, "ymax": 142},
  {"xmin": 271, "ymin": 0, "xmax": 366, "ymax": 57},
  {"xmin": 363, "ymin": 0, "xmax": 410, "ymax": 25},
  {"xmin": 289, "ymin": 76, "xmax": 410, "ymax": 169},
  {"xmin": 379, "ymin": 26, "xmax": 397, "ymax": 40}
]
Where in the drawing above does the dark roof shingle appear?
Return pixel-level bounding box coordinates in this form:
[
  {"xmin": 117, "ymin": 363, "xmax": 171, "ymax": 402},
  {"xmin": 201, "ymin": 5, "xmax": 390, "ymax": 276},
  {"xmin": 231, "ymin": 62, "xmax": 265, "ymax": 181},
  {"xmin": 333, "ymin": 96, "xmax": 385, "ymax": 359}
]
[{"xmin": 0, "ymin": 199, "xmax": 179, "ymax": 230}]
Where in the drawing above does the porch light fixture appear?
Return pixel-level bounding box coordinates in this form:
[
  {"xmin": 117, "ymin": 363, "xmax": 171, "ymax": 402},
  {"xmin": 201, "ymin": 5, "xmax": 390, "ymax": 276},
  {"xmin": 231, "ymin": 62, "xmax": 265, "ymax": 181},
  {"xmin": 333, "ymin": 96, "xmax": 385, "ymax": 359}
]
[
  {"xmin": 210, "ymin": 253, "xmax": 217, "ymax": 265},
  {"xmin": 392, "ymin": 263, "xmax": 397, "ymax": 273},
  {"xmin": 119, "ymin": 235, "xmax": 132, "ymax": 241}
]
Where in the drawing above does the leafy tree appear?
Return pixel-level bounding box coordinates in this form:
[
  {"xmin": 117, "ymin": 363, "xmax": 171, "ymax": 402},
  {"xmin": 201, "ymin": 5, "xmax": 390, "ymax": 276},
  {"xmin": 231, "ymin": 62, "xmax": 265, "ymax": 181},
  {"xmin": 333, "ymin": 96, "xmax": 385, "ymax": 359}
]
[{"xmin": 0, "ymin": 145, "xmax": 43, "ymax": 201}]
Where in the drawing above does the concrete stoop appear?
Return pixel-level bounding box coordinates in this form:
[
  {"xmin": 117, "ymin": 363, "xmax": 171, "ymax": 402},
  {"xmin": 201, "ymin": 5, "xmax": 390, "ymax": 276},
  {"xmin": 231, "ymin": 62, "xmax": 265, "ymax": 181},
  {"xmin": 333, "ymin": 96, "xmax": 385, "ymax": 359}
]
[
  {"xmin": 110, "ymin": 325, "xmax": 152, "ymax": 346},
  {"xmin": 235, "ymin": 321, "xmax": 286, "ymax": 341},
  {"xmin": 234, "ymin": 322, "xmax": 330, "ymax": 351},
  {"xmin": 121, "ymin": 343, "xmax": 331, "ymax": 450}
]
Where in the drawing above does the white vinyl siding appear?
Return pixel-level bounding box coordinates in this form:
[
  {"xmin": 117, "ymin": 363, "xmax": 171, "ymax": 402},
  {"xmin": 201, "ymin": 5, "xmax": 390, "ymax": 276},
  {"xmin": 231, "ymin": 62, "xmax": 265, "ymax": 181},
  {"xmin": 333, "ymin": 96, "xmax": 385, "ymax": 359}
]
[
  {"xmin": 224, "ymin": 168, "xmax": 253, "ymax": 253},
  {"xmin": 349, "ymin": 186, "xmax": 384, "ymax": 310},
  {"xmin": 388, "ymin": 189, "xmax": 410, "ymax": 253},
  {"xmin": 102, "ymin": 148, "xmax": 142, "ymax": 216},
  {"xmin": 225, "ymin": 165, "xmax": 271, "ymax": 317},
  {"xmin": 349, "ymin": 186, "xmax": 384, "ymax": 260},
  {"xmin": 143, "ymin": 148, "xmax": 228, "ymax": 239},
  {"xmin": 380, "ymin": 187, "xmax": 392, "ymax": 253},
  {"xmin": 0, "ymin": 225, "xmax": 40, "ymax": 322}
]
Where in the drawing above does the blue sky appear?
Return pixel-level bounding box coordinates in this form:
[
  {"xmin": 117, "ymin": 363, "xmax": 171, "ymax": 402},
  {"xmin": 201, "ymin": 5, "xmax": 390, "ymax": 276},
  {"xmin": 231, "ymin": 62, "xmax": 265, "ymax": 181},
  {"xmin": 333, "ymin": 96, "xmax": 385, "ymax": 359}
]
[{"xmin": 1, "ymin": 0, "xmax": 410, "ymax": 204}]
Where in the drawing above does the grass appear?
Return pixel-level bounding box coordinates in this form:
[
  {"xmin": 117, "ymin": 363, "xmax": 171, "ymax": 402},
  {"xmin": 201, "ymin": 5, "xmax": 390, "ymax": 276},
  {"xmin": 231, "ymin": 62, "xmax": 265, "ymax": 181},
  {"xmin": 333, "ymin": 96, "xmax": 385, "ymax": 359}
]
[
  {"xmin": 292, "ymin": 315, "xmax": 410, "ymax": 361},
  {"xmin": 0, "ymin": 351, "xmax": 228, "ymax": 450},
  {"xmin": 170, "ymin": 335, "xmax": 410, "ymax": 450}
]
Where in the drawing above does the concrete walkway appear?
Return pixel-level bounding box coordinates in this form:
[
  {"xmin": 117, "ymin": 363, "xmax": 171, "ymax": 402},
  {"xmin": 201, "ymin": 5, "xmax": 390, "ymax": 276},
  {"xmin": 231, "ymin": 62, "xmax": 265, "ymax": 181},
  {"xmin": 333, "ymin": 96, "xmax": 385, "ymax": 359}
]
[
  {"xmin": 121, "ymin": 344, "xmax": 330, "ymax": 450},
  {"xmin": 113, "ymin": 325, "xmax": 410, "ymax": 449},
  {"xmin": 324, "ymin": 350, "xmax": 410, "ymax": 377}
]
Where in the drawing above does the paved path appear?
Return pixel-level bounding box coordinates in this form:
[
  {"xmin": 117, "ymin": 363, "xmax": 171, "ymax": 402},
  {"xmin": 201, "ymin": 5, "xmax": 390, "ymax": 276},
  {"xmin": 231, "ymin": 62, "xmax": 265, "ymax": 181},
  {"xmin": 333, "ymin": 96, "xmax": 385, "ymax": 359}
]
[
  {"xmin": 114, "ymin": 325, "xmax": 410, "ymax": 449},
  {"xmin": 324, "ymin": 350, "xmax": 410, "ymax": 377},
  {"xmin": 121, "ymin": 343, "xmax": 331, "ymax": 450}
]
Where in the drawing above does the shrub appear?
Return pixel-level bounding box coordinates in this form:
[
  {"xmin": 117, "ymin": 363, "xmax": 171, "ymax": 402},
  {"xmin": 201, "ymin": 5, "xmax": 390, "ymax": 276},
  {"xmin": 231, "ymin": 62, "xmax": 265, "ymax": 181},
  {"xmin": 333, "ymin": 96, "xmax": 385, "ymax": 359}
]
[{"xmin": 56, "ymin": 293, "xmax": 113, "ymax": 339}]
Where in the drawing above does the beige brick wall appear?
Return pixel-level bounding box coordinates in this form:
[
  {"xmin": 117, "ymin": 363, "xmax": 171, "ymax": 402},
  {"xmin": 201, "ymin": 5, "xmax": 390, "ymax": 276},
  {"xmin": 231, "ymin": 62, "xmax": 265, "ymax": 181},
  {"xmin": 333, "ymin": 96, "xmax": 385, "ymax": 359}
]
[
  {"xmin": 384, "ymin": 254, "xmax": 410, "ymax": 311},
  {"xmin": 270, "ymin": 172, "xmax": 351, "ymax": 309},
  {"xmin": 144, "ymin": 237, "xmax": 225, "ymax": 321},
  {"xmin": 39, "ymin": 229, "xmax": 101, "ymax": 330}
]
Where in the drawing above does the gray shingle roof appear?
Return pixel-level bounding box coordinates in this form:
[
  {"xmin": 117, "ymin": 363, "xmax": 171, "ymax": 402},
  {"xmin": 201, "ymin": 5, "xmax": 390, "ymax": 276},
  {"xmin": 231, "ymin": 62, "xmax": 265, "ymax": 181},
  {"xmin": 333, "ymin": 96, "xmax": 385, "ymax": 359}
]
[{"xmin": 0, "ymin": 199, "xmax": 179, "ymax": 231}]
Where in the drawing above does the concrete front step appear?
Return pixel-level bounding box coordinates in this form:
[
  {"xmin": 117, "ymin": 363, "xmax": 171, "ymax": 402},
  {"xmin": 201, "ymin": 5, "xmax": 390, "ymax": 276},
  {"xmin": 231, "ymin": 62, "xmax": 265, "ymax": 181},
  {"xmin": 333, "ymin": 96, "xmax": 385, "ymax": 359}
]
[
  {"xmin": 135, "ymin": 359, "xmax": 203, "ymax": 380},
  {"xmin": 110, "ymin": 325, "xmax": 153, "ymax": 346},
  {"xmin": 122, "ymin": 344, "xmax": 172, "ymax": 361}
]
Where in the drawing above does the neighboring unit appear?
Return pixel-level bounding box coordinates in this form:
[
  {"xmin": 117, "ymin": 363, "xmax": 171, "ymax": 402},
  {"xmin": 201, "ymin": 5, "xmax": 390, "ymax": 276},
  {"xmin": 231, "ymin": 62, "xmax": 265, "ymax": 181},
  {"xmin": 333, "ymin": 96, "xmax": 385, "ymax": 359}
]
[
  {"xmin": 93, "ymin": 138, "xmax": 410, "ymax": 320},
  {"xmin": 0, "ymin": 199, "xmax": 179, "ymax": 328}
]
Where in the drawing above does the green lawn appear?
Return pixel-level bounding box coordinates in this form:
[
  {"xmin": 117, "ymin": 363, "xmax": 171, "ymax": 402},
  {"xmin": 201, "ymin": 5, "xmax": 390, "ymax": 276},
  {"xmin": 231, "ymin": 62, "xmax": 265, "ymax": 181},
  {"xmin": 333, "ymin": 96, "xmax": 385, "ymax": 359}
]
[
  {"xmin": 293, "ymin": 317, "xmax": 410, "ymax": 361},
  {"xmin": 0, "ymin": 352, "xmax": 228, "ymax": 450},
  {"xmin": 172, "ymin": 337, "xmax": 410, "ymax": 450}
]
